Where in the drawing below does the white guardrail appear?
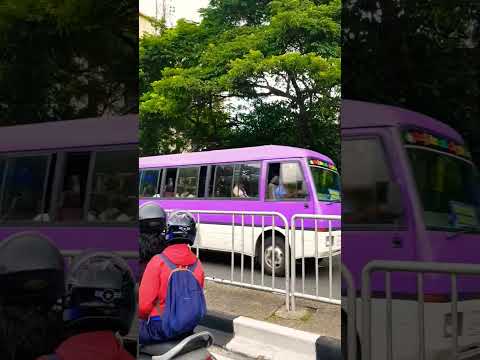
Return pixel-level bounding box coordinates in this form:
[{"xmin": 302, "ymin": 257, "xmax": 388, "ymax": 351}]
[
  {"xmin": 361, "ymin": 260, "xmax": 480, "ymax": 360},
  {"xmin": 172, "ymin": 210, "xmax": 292, "ymax": 311},
  {"xmin": 290, "ymin": 214, "xmax": 341, "ymax": 310}
]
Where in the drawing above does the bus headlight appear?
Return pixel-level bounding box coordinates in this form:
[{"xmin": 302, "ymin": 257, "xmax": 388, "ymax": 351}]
[{"xmin": 444, "ymin": 312, "xmax": 463, "ymax": 338}]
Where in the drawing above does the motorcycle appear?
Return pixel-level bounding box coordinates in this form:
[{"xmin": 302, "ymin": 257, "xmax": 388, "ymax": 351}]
[{"xmin": 138, "ymin": 331, "xmax": 216, "ymax": 360}]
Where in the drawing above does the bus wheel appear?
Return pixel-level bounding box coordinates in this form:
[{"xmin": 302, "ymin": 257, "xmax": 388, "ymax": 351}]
[{"xmin": 263, "ymin": 236, "xmax": 286, "ymax": 277}]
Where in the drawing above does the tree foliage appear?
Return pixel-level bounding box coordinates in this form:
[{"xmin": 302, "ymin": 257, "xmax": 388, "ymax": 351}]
[
  {"xmin": 140, "ymin": 0, "xmax": 341, "ymax": 164},
  {"xmin": 343, "ymin": 0, "xmax": 480, "ymax": 165},
  {"xmin": 0, "ymin": 0, "xmax": 138, "ymax": 125}
]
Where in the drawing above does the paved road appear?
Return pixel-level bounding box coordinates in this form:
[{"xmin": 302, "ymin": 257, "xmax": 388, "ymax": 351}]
[{"xmin": 197, "ymin": 250, "xmax": 341, "ymax": 300}]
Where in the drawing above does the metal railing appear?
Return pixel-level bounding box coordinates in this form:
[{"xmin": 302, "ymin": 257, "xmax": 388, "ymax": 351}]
[
  {"xmin": 290, "ymin": 214, "xmax": 341, "ymax": 310},
  {"xmin": 166, "ymin": 209, "xmax": 292, "ymax": 311},
  {"xmin": 361, "ymin": 260, "xmax": 480, "ymax": 360},
  {"xmin": 342, "ymin": 263, "xmax": 357, "ymax": 360}
]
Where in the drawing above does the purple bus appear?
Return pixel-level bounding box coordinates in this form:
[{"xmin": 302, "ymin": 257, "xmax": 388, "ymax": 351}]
[
  {"xmin": 0, "ymin": 116, "xmax": 138, "ymax": 263},
  {"xmin": 139, "ymin": 145, "xmax": 341, "ymax": 276},
  {"xmin": 342, "ymin": 100, "xmax": 480, "ymax": 359}
]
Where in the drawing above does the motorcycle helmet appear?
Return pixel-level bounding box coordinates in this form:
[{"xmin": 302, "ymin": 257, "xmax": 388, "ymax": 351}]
[
  {"xmin": 64, "ymin": 251, "xmax": 136, "ymax": 336},
  {"xmin": 139, "ymin": 202, "xmax": 167, "ymax": 235},
  {"xmin": 165, "ymin": 210, "xmax": 197, "ymax": 246},
  {"xmin": 0, "ymin": 232, "xmax": 64, "ymax": 306},
  {"xmin": 139, "ymin": 203, "xmax": 167, "ymax": 263}
]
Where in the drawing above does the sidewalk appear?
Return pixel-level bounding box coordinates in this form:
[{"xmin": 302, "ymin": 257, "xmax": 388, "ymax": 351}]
[{"xmin": 204, "ymin": 281, "xmax": 340, "ymax": 339}]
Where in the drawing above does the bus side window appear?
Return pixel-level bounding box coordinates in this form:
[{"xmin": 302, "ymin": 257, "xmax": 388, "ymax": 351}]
[
  {"xmin": 87, "ymin": 149, "xmax": 137, "ymax": 223},
  {"xmin": 139, "ymin": 169, "xmax": 161, "ymax": 198},
  {"xmin": 1, "ymin": 155, "xmax": 50, "ymax": 221},
  {"xmin": 175, "ymin": 167, "xmax": 200, "ymax": 198},
  {"xmin": 232, "ymin": 162, "xmax": 260, "ymax": 199},
  {"xmin": 281, "ymin": 162, "xmax": 307, "ymax": 199},
  {"xmin": 266, "ymin": 162, "xmax": 306, "ymax": 200},
  {"xmin": 162, "ymin": 168, "xmax": 178, "ymax": 198},
  {"xmin": 342, "ymin": 138, "xmax": 404, "ymax": 225},
  {"xmin": 267, "ymin": 163, "xmax": 281, "ymax": 199},
  {"xmin": 214, "ymin": 164, "xmax": 234, "ymax": 198},
  {"xmin": 57, "ymin": 152, "xmax": 90, "ymax": 222}
]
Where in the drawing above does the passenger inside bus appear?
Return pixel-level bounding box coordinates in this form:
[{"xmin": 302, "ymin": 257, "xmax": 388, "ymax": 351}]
[
  {"xmin": 267, "ymin": 163, "xmax": 307, "ymax": 200},
  {"xmin": 215, "ymin": 176, "xmax": 227, "ymax": 197},
  {"xmin": 164, "ymin": 177, "xmax": 175, "ymax": 197},
  {"xmin": 233, "ymin": 175, "xmax": 249, "ymax": 198}
]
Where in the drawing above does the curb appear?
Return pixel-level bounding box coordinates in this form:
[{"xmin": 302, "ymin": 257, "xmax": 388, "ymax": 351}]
[{"xmin": 201, "ymin": 311, "xmax": 341, "ymax": 360}]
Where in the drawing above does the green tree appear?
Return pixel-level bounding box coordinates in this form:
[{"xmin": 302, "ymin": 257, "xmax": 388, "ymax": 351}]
[
  {"xmin": 343, "ymin": 0, "xmax": 479, "ymax": 165},
  {"xmin": 0, "ymin": 0, "xmax": 137, "ymax": 125},
  {"xmin": 140, "ymin": 0, "xmax": 341, "ymax": 164}
]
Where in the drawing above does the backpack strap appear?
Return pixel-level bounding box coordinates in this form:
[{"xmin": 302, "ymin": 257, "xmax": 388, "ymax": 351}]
[
  {"xmin": 151, "ymin": 253, "xmax": 178, "ymax": 319},
  {"xmin": 158, "ymin": 253, "xmax": 177, "ymax": 270},
  {"xmin": 188, "ymin": 259, "xmax": 199, "ymax": 273}
]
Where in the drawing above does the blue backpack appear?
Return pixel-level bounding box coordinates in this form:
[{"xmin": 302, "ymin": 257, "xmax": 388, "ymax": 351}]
[{"xmin": 156, "ymin": 254, "xmax": 207, "ymax": 338}]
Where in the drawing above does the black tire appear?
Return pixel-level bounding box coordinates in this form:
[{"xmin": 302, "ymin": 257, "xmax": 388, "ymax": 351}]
[{"xmin": 260, "ymin": 235, "xmax": 287, "ymax": 277}]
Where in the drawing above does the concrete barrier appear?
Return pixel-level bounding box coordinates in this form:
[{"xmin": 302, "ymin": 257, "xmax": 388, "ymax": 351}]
[{"xmin": 226, "ymin": 316, "xmax": 327, "ymax": 360}]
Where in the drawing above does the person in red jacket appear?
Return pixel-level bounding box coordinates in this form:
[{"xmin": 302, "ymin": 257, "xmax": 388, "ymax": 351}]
[{"xmin": 138, "ymin": 209, "xmax": 205, "ymax": 345}]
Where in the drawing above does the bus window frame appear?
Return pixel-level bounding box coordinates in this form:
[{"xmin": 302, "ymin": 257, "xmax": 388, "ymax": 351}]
[
  {"xmin": 264, "ymin": 159, "xmax": 311, "ymax": 202},
  {"xmin": 175, "ymin": 166, "xmax": 201, "ymax": 198},
  {"xmin": 211, "ymin": 161, "xmax": 261, "ymax": 200},
  {"xmin": 0, "ymin": 143, "xmax": 137, "ymax": 227},
  {"xmin": 139, "ymin": 168, "xmax": 162, "ymax": 198},
  {"xmin": 141, "ymin": 161, "xmax": 262, "ymax": 201},
  {"xmin": 84, "ymin": 146, "xmax": 138, "ymax": 226},
  {"xmin": 342, "ymin": 131, "xmax": 408, "ymax": 231},
  {"xmin": 0, "ymin": 152, "xmax": 53, "ymax": 223}
]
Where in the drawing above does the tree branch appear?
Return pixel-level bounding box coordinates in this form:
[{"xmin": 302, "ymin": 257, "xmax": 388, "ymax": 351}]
[{"xmin": 254, "ymin": 83, "xmax": 295, "ymax": 100}]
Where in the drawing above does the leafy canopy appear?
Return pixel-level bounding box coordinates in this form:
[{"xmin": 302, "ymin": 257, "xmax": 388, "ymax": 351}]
[{"xmin": 140, "ymin": 0, "xmax": 341, "ymax": 164}]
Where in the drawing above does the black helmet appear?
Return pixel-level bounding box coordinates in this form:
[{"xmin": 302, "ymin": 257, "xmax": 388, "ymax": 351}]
[
  {"xmin": 64, "ymin": 251, "xmax": 136, "ymax": 336},
  {"xmin": 165, "ymin": 210, "xmax": 197, "ymax": 246},
  {"xmin": 0, "ymin": 232, "xmax": 64, "ymax": 305},
  {"xmin": 139, "ymin": 202, "xmax": 167, "ymax": 235}
]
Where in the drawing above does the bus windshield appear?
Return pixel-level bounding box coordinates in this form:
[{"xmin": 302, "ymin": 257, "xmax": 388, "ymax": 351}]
[
  {"xmin": 406, "ymin": 147, "xmax": 480, "ymax": 232},
  {"xmin": 310, "ymin": 165, "xmax": 341, "ymax": 202}
]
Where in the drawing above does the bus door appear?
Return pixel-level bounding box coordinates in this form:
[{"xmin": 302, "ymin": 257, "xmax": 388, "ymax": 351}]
[{"xmin": 341, "ymin": 127, "xmax": 415, "ymax": 290}]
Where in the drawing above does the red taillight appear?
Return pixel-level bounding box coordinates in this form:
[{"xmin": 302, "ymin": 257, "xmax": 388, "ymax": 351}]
[{"xmin": 205, "ymin": 356, "xmax": 216, "ymax": 360}]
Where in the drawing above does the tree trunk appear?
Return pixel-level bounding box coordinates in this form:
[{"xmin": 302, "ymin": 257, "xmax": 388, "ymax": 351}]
[{"xmin": 297, "ymin": 106, "xmax": 312, "ymax": 149}]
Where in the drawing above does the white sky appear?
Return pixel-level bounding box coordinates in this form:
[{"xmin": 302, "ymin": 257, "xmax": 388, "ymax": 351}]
[{"xmin": 140, "ymin": 0, "xmax": 209, "ymax": 24}]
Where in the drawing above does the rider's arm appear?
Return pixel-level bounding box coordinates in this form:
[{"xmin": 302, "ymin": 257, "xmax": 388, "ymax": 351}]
[{"xmin": 138, "ymin": 256, "xmax": 161, "ymax": 319}]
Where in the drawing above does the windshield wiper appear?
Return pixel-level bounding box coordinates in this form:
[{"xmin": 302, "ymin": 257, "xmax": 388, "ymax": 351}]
[{"xmin": 447, "ymin": 226, "xmax": 480, "ymax": 240}]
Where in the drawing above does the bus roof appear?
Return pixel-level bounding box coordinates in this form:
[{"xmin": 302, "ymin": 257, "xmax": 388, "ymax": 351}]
[
  {"xmin": 341, "ymin": 100, "xmax": 463, "ymax": 143},
  {"xmin": 0, "ymin": 115, "xmax": 138, "ymax": 153},
  {"xmin": 140, "ymin": 145, "xmax": 334, "ymax": 168}
]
